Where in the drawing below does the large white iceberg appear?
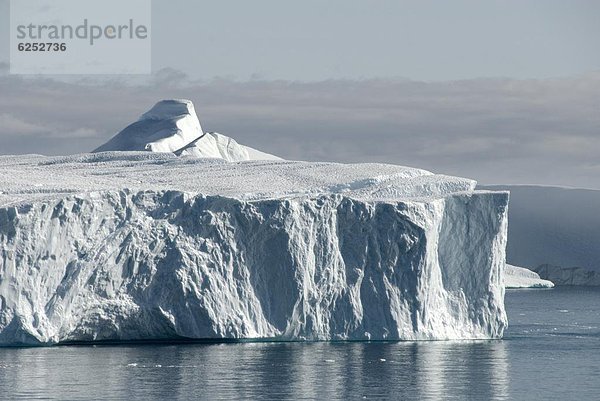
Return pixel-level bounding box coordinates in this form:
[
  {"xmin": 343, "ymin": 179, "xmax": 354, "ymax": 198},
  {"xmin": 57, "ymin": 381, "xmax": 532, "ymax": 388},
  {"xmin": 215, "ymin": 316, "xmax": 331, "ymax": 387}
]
[{"xmin": 0, "ymin": 101, "xmax": 509, "ymax": 346}]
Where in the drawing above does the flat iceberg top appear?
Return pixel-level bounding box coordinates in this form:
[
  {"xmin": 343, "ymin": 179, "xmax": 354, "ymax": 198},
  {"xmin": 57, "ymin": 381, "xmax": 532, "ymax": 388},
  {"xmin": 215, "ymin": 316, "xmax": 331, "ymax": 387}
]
[{"xmin": 0, "ymin": 152, "xmax": 476, "ymax": 207}]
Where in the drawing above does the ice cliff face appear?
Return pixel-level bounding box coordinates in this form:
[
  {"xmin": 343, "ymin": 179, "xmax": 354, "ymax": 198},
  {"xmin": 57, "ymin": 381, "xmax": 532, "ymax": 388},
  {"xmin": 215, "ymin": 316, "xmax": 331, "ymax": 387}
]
[
  {"xmin": 93, "ymin": 99, "xmax": 280, "ymax": 161},
  {"xmin": 0, "ymin": 153, "xmax": 508, "ymax": 345}
]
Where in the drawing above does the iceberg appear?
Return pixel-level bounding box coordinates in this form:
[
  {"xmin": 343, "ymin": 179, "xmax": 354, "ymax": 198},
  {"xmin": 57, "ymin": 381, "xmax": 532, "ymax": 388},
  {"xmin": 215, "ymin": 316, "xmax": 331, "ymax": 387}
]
[
  {"xmin": 0, "ymin": 101, "xmax": 509, "ymax": 346},
  {"xmin": 93, "ymin": 99, "xmax": 280, "ymax": 161},
  {"xmin": 504, "ymin": 264, "xmax": 554, "ymax": 289}
]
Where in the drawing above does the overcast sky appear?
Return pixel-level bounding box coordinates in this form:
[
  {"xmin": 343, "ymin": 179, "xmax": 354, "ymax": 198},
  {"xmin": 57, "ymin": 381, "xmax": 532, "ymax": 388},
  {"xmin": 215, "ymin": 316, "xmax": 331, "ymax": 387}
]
[
  {"xmin": 0, "ymin": 0, "xmax": 599, "ymax": 188},
  {"xmin": 3, "ymin": 0, "xmax": 599, "ymax": 81}
]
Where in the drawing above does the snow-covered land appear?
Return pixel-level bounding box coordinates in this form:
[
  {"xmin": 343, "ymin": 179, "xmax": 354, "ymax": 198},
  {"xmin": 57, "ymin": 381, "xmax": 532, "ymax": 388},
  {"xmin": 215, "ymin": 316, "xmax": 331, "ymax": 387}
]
[
  {"xmin": 481, "ymin": 185, "xmax": 600, "ymax": 286},
  {"xmin": 504, "ymin": 264, "xmax": 554, "ymax": 289},
  {"xmin": 0, "ymin": 100, "xmax": 509, "ymax": 345},
  {"xmin": 534, "ymin": 265, "xmax": 600, "ymax": 286}
]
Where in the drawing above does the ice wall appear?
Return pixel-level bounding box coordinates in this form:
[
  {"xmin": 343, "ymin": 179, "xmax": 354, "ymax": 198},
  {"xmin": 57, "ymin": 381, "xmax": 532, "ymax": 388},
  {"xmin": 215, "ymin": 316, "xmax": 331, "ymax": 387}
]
[{"xmin": 0, "ymin": 155, "xmax": 508, "ymax": 345}]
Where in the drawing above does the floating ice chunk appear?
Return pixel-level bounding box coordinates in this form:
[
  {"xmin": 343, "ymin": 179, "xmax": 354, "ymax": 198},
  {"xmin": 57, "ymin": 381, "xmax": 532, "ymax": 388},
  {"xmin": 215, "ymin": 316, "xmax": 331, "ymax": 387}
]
[{"xmin": 504, "ymin": 264, "xmax": 554, "ymax": 289}]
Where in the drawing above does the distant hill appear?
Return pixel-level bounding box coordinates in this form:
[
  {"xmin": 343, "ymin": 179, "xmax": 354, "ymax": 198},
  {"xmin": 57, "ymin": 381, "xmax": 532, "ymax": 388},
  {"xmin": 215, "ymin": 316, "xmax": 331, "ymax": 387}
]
[{"xmin": 480, "ymin": 185, "xmax": 600, "ymax": 285}]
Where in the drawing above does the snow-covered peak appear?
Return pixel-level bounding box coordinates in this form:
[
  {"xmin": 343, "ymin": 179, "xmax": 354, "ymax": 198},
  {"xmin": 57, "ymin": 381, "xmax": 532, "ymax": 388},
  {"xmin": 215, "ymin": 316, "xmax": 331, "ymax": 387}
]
[
  {"xmin": 93, "ymin": 99, "xmax": 203, "ymax": 154},
  {"xmin": 93, "ymin": 99, "xmax": 279, "ymax": 161},
  {"xmin": 140, "ymin": 99, "xmax": 198, "ymax": 121}
]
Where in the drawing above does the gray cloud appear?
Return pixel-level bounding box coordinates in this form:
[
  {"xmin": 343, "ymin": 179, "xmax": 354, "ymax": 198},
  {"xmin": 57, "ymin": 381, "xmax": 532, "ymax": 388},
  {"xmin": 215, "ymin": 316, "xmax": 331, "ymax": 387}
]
[
  {"xmin": 1, "ymin": 71, "xmax": 599, "ymax": 188},
  {"xmin": 0, "ymin": 113, "xmax": 47, "ymax": 135}
]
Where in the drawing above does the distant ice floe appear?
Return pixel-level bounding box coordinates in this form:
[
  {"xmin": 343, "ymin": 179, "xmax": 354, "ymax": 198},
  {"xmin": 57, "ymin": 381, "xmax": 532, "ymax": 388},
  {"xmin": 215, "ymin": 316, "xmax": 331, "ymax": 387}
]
[{"xmin": 504, "ymin": 264, "xmax": 554, "ymax": 289}]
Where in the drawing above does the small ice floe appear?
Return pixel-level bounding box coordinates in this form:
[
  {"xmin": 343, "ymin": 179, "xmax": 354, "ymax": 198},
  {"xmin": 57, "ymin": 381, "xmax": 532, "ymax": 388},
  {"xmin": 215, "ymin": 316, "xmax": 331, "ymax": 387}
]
[{"xmin": 504, "ymin": 264, "xmax": 554, "ymax": 289}]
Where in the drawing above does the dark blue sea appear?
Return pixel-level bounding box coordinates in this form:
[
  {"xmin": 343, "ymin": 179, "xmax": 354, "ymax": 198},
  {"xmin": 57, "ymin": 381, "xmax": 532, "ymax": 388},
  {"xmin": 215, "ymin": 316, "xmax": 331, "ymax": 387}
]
[{"xmin": 1, "ymin": 287, "xmax": 599, "ymax": 400}]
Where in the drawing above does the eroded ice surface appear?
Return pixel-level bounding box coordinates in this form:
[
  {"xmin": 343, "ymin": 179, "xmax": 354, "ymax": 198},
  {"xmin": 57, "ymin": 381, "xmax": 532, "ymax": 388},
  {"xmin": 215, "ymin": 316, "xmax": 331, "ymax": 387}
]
[{"xmin": 0, "ymin": 154, "xmax": 508, "ymax": 345}]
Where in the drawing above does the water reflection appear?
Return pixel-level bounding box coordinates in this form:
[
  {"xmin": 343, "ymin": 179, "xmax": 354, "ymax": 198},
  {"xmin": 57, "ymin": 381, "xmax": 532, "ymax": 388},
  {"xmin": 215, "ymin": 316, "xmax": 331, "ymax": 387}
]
[
  {"xmin": 416, "ymin": 341, "xmax": 509, "ymax": 400},
  {"xmin": 0, "ymin": 340, "xmax": 509, "ymax": 400},
  {"xmin": 4, "ymin": 288, "xmax": 600, "ymax": 400}
]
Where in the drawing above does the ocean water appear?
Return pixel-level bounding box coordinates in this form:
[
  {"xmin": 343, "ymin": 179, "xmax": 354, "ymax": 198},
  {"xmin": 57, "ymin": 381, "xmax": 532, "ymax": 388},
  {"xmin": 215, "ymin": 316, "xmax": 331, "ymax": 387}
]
[{"xmin": 1, "ymin": 287, "xmax": 599, "ymax": 400}]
